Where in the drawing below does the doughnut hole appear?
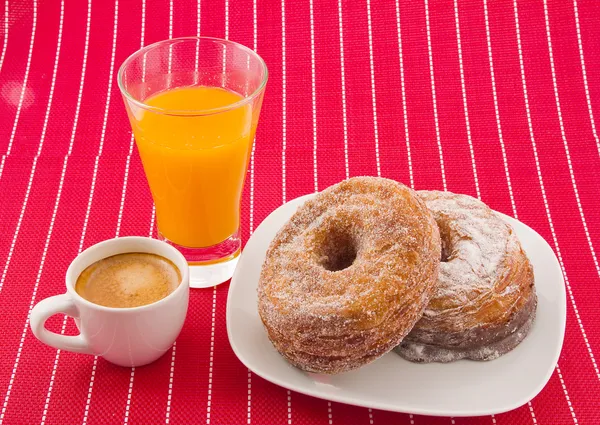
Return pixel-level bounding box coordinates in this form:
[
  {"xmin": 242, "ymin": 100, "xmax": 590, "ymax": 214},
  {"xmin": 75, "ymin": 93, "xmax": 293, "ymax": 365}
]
[
  {"xmin": 437, "ymin": 219, "xmax": 453, "ymax": 263},
  {"xmin": 316, "ymin": 227, "xmax": 357, "ymax": 272}
]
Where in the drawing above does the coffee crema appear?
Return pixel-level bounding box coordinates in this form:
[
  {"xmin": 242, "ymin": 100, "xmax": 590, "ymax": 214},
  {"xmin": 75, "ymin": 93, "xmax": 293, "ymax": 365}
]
[{"xmin": 75, "ymin": 253, "xmax": 181, "ymax": 308}]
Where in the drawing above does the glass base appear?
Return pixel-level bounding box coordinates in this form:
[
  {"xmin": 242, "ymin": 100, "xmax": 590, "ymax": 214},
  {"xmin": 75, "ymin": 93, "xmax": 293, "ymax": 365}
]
[
  {"xmin": 189, "ymin": 257, "xmax": 239, "ymax": 288},
  {"xmin": 158, "ymin": 231, "xmax": 241, "ymax": 288}
]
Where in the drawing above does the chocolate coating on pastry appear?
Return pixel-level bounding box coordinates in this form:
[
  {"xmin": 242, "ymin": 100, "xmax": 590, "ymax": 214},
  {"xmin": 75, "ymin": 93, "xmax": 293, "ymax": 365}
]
[
  {"xmin": 258, "ymin": 177, "xmax": 441, "ymax": 374},
  {"xmin": 395, "ymin": 191, "xmax": 536, "ymax": 363}
]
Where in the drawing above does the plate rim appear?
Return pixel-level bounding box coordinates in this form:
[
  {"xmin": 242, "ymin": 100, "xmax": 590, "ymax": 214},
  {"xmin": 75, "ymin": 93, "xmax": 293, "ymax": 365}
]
[{"xmin": 226, "ymin": 193, "xmax": 566, "ymax": 417}]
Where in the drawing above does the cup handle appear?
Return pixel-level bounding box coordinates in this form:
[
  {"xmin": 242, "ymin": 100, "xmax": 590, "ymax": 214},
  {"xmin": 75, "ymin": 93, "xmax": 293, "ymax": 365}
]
[{"xmin": 30, "ymin": 294, "xmax": 94, "ymax": 354}]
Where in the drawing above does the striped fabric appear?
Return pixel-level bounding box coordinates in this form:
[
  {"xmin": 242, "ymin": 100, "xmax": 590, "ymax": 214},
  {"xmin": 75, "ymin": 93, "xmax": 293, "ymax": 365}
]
[{"xmin": 0, "ymin": 0, "xmax": 599, "ymax": 424}]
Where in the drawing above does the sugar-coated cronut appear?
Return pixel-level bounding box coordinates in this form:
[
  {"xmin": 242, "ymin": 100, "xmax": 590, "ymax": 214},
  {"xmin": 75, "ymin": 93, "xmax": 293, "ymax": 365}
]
[
  {"xmin": 395, "ymin": 191, "xmax": 537, "ymax": 363},
  {"xmin": 258, "ymin": 177, "xmax": 441, "ymax": 374}
]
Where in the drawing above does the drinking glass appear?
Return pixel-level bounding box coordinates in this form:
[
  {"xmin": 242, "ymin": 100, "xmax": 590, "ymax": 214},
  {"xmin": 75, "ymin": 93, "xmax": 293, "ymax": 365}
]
[{"xmin": 118, "ymin": 37, "xmax": 267, "ymax": 288}]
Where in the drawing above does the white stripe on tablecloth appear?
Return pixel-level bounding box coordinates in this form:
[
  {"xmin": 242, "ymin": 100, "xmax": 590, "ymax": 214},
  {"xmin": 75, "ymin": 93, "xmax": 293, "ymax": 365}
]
[
  {"xmin": 556, "ymin": 365, "xmax": 578, "ymax": 424},
  {"xmin": 0, "ymin": 0, "xmax": 37, "ymax": 180},
  {"xmin": 482, "ymin": 0, "xmax": 517, "ymax": 218},
  {"xmin": 167, "ymin": 0, "xmax": 173, "ymax": 74},
  {"xmin": 37, "ymin": 0, "xmax": 92, "ymax": 419},
  {"xmin": 206, "ymin": 282, "xmax": 218, "ymax": 424},
  {"xmin": 281, "ymin": 2, "xmax": 293, "ymax": 423},
  {"xmin": 248, "ymin": 0, "xmax": 256, "ymax": 233},
  {"xmin": 365, "ymin": 0, "xmax": 380, "ymax": 178},
  {"xmin": 116, "ymin": 0, "xmax": 145, "ymax": 242},
  {"xmin": 247, "ymin": 0, "xmax": 258, "ymax": 421},
  {"xmin": 0, "ymin": 0, "xmax": 8, "ymax": 72},
  {"xmin": 247, "ymin": 313, "xmax": 252, "ymax": 421},
  {"xmin": 81, "ymin": 1, "xmax": 119, "ymax": 422},
  {"xmin": 336, "ymin": 0, "xmax": 349, "ymax": 180},
  {"xmin": 423, "ymin": 0, "xmax": 447, "ymax": 191},
  {"xmin": 281, "ymin": 0, "xmax": 288, "ymax": 204},
  {"xmin": 0, "ymin": 1, "xmax": 62, "ymax": 423},
  {"xmin": 527, "ymin": 403, "xmax": 538, "ymax": 425},
  {"xmin": 309, "ymin": 1, "xmax": 330, "ymax": 422},
  {"xmin": 123, "ymin": 367, "xmax": 135, "ymax": 424},
  {"xmin": 206, "ymin": 1, "xmax": 227, "ymax": 422},
  {"xmin": 120, "ymin": 1, "xmax": 146, "ymax": 422},
  {"xmin": 309, "ymin": 0, "xmax": 318, "ymax": 192},
  {"xmin": 543, "ymin": 0, "xmax": 600, "ymax": 294},
  {"xmin": 165, "ymin": 342, "xmax": 177, "ymax": 424},
  {"xmin": 169, "ymin": 0, "xmax": 173, "ymax": 39},
  {"xmin": 573, "ymin": 0, "xmax": 599, "ymax": 156},
  {"xmin": 194, "ymin": 0, "xmax": 200, "ymax": 80},
  {"xmin": 150, "ymin": 205, "xmax": 156, "ymax": 236},
  {"xmin": 286, "ymin": 389, "xmax": 292, "ymax": 425},
  {"xmin": 116, "ymin": 134, "xmax": 136, "ymax": 239},
  {"xmin": 197, "ymin": 0, "xmax": 201, "ymax": 36},
  {"xmin": 162, "ymin": 6, "xmax": 175, "ymax": 421},
  {"xmin": 142, "ymin": 0, "xmax": 145, "ymax": 45},
  {"xmin": 394, "ymin": 0, "xmax": 413, "ymax": 188},
  {"xmin": 453, "ymin": 0, "xmax": 480, "ymax": 200},
  {"xmin": 281, "ymin": 0, "xmax": 287, "ymax": 204},
  {"xmin": 221, "ymin": 0, "xmax": 228, "ymax": 40},
  {"xmin": 514, "ymin": 0, "xmax": 584, "ymax": 422},
  {"xmin": 364, "ymin": 1, "xmax": 377, "ymax": 422}
]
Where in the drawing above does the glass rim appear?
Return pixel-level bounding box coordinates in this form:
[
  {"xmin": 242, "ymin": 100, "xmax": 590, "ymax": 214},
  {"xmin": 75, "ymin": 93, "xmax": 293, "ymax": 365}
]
[{"xmin": 117, "ymin": 36, "xmax": 268, "ymax": 117}]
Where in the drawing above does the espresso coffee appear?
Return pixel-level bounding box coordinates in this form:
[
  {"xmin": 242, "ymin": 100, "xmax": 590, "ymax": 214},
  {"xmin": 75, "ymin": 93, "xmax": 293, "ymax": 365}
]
[{"xmin": 75, "ymin": 253, "xmax": 181, "ymax": 308}]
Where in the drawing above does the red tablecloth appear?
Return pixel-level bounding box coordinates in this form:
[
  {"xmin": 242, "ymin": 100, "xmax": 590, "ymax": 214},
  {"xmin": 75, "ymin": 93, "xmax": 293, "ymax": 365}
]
[{"xmin": 1, "ymin": 0, "xmax": 599, "ymax": 424}]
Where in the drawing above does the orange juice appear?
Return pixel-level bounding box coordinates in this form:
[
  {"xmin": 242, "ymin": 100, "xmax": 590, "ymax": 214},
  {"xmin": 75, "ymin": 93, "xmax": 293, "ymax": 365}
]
[{"xmin": 129, "ymin": 86, "xmax": 256, "ymax": 248}]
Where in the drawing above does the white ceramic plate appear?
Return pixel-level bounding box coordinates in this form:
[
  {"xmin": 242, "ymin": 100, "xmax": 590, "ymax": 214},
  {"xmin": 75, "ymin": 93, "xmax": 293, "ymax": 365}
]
[{"xmin": 226, "ymin": 194, "xmax": 566, "ymax": 416}]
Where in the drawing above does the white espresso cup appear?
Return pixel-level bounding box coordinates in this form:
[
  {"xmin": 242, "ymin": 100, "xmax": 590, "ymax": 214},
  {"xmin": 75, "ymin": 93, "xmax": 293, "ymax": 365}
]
[{"xmin": 30, "ymin": 237, "xmax": 189, "ymax": 367}]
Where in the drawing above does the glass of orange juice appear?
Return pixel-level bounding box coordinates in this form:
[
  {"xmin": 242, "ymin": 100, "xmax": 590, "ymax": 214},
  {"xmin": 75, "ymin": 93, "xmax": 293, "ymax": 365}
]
[{"xmin": 118, "ymin": 37, "xmax": 267, "ymax": 288}]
